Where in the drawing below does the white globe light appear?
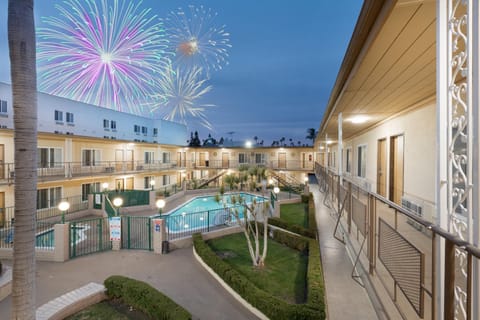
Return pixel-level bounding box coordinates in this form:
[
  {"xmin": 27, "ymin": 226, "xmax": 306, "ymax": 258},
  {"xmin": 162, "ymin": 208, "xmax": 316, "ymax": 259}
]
[
  {"xmin": 58, "ymin": 201, "xmax": 70, "ymax": 212},
  {"xmin": 113, "ymin": 197, "xmax": 123, "ymax": 207},
  {"xmin": 156, "ymin": 199, "xmax": 166, "ymax": 209}
]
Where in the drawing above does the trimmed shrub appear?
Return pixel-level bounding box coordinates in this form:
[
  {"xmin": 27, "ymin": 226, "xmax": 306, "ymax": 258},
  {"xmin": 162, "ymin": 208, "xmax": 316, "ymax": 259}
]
[
  {"xmin": 193, "ymin": 232, "xmax": 326, "ymax": 320},
  {"xmin": 307, "ymin": 192, "xmax": 318, "ymax": 233},
  {"xmin": 269, "ymin": 217, "xmax": 316, "ymax": 239},
  {"xmin": 307, "ymin": 239, "xmax": 325, "ymax": 311},
  {"xmin": 104, "ymin": 275, "xmax": 191, "ymax": 320}
]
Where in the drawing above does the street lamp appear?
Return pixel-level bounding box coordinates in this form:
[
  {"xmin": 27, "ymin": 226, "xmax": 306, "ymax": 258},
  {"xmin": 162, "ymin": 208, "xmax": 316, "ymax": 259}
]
[
  {"xmin": 102, "ymin": 182, "xmax": 109, "ymax": 192},
  {"xmin": 150, "ymin": 179, "xmax": 156, "ymax": 190},
  {"xmin": 112, "ymin": 197, "xmax": 123, "ymax": 216},
  {"xmin": 58, "ymin": 201, "xmax": 70, "ymax": 224},
  {"xmin": 156, "ymin": 199, "xmax": 166, "ymax": 216}
]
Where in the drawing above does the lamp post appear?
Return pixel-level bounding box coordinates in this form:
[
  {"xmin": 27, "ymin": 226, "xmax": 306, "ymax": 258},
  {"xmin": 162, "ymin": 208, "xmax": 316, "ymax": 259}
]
[
  {"xmin": 112, "ymin": 197, "xmax": 123, "ymax": 216},
  {"xmin": 58, "ymin": 201, "xmax": 70, "ymax": 224},
  {"xmin": 150, "ymin": 179, "xmax": 156, "ymax": 191},
  {"xmin": 156, "ymin": 199, "xmax": 166, "ymax": 216},
  {"xmin": 273, "ymin": 186, "xmax": 280, "ymax": 199},
  {"xmin": 102, "ymin": 182, "xmax": 109, "ymax": 192}
]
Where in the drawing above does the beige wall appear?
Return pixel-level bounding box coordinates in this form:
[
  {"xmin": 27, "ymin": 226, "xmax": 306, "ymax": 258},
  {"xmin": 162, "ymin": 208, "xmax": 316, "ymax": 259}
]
[{"xmin": 332, "ymin": 102, "xmax": 435, "ymax": 208}]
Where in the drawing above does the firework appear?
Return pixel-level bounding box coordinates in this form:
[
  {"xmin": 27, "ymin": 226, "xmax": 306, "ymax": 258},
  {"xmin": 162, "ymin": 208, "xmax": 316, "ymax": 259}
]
[
  {"xmin": 37, "ymin": 0, "xmax": 170, "ymax": 114},
  {"xmin": 152, "ymin": 65, "xmax": 214, "ymax": 130},
  {"xmin": 164, "ymin": 5, "xmax": 231, "ymax": 75}
]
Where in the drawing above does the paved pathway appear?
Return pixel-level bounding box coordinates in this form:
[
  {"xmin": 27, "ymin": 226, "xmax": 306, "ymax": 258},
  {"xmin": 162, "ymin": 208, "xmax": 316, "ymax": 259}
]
[
  {"xmin": 0, "ymin": 249, "xmax": 258, "ymax": 320},
  {"xmin": 310, "ymin": 179, "xmax": 379, "ymax": 320}
]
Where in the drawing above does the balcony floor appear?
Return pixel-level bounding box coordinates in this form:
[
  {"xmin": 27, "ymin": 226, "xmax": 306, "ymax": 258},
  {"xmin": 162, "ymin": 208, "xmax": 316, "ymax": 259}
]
[{"xmin": 310, "ymin": 180, "xmax": 381, "ymax": 319}]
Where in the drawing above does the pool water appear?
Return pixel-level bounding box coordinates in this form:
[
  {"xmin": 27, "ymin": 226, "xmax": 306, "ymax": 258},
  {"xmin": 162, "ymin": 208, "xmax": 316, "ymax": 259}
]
[{"xmin": 162, "ymin": 193, "xmax": 266, "ymax": 233}]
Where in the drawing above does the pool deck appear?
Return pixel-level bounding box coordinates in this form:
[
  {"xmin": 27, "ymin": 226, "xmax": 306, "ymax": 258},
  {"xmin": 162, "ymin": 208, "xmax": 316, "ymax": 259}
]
[{"xmin": 0, "ymin": 249, "xmax": 259, "ymax": 320}]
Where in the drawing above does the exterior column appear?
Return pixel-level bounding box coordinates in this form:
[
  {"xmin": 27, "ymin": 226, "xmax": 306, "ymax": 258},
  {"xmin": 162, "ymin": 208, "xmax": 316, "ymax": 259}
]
[
  {"xmin": 338, "ymin": 112, "xmax": 343, "ymax": 183},
  {"xmin": 436, "ymin": 0, "xmax": 448, "ymax": 317}
]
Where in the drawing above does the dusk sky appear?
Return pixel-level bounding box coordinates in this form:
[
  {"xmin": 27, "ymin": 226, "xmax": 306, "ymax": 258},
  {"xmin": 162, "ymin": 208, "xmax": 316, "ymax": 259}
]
[{"xmin": 0, "ymin": 0, "xmax": 362, "ymax": 145}]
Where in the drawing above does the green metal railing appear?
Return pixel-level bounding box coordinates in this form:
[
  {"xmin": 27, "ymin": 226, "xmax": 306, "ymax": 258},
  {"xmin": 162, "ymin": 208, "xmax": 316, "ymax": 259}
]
[
  {"xmin": 105, "ymin": 197, "xmax": 116, "ymax": 217},
  {"xmin": 105, "ymin": 190, "xmax": 150, "ymax": 207},
  {"xmin": 0, "ymin": 220, "xmax": 56, "ymax": 250}
]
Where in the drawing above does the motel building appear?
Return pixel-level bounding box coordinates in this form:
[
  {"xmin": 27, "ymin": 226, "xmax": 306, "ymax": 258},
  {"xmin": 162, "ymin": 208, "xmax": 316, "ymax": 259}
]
[
  {"xmin": 1, "ymin": 0, "xmax": 480, "ymax": 319},
  {"xmin": 312, "ymin": 0, "xmax": 480, "ymax": 319}
]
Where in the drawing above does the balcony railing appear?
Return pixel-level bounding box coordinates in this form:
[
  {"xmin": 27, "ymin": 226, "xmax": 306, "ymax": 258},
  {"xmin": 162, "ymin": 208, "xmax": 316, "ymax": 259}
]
[
  {"xmin": 315, "ymin": 163, "xmax": 480, "ymax": 320},
  {"xmin": 0, "ymin": 159, "xmax": 315, "ymax": 184}
]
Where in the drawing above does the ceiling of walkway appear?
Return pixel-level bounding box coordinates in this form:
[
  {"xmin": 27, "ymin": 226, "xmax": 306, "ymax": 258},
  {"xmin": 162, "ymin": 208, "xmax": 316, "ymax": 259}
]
[{"xmin": 316, "ymin": 0, "xmax": 436, "ymax": 147}]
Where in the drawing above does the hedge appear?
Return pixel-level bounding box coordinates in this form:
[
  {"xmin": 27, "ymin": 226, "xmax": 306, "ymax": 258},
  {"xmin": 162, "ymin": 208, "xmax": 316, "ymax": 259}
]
[
  {"xmin": 269, "ymin": 217, "xmax": 316, "ymax": 239},
  {"xmin": 271, "ymin": 193, "xmax": 318, "ymax": 239},
  {"xmin": 104, "ymin": 275, "xmax": 191, "ymax": 320},
  {"xmin": 193, "ymin": 232, "xmax": 326, "ymax": 320}
]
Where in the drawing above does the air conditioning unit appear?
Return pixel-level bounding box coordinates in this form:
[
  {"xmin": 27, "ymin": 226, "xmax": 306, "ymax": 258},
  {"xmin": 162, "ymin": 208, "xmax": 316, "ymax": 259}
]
[
  {"xmin": 9, "ymin": 171, "xmax": 15, "ymax": 179},
  {"xmin": 402, "ymin": 196, "xmax": 423, "ymax": 231}
]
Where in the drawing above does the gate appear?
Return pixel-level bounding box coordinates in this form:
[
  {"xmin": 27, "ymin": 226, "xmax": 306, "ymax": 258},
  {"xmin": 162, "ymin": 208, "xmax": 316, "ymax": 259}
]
[
  {"xmin": 70, "ymin": 217, "xmax": 111, "ymax": 259},
  {"xmin": 121, "ymin": 216, "xmax": 152, "ymax": 250}
]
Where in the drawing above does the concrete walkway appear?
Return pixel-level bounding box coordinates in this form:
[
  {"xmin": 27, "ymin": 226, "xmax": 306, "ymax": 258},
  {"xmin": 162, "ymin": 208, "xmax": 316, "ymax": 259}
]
[
  {"xmin": 0, "ymin": 249, "xmax": 258, "ymax": 320},
  {"xmin": 310, "ymin": 179, "xmax": 379, "ymax": 320}
]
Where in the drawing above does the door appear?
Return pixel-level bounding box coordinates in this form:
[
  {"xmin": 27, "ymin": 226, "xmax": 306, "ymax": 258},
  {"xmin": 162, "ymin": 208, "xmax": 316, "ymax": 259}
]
[
  {"xmin": 222, "ymin": 152, "xmax": 229, "ymax": 168},
  {"xmin": 389, "ymin": 135, "xmax": 404, "ymax": 205},
  {"xmin": 0, "ymin": 192, "xmax": 5, "ymax": 227},
  {"xmin": 199, "ymin": 152, "xmax": 206, "ymax": 167},
  {"xmin": 126, "ymin": 150, "xmax": 134, "ymax": 171},
  {"xmin": 278, "ymin": 152, "xmax": 286, "ymax": 169},
  {"xmin": 115, "ymin": 149, "xmax": 123, "ymax": 171},
  {"xmin": 377, "ymin": 139, "xmax": 387, "ymax": 197},
  {"xmin": 115, "ymin": 178, "xmax": 124, "ymax": 191},
  {"xmin": 125, "ymin": 177, "xmax": 134, "ymax": 190},
  {"xmin": 0, "ymin": 144, "xmax": 4, "ymax": 179}
]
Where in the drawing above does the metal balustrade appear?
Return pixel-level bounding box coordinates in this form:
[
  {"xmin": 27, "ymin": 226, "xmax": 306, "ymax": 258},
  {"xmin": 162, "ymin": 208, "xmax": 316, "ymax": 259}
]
[
  {"xmin": 315, "ymin": 162, "xmax": 480, "ymax": 320},
  {"xmin": 0, "ymin": 158, "xmax": 314, "ymax": 184}
]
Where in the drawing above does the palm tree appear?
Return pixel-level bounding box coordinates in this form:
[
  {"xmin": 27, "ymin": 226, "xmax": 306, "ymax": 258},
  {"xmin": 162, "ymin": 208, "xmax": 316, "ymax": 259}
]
[
  {"xmin": 8, "ymin": 0, "xmax": 38, "ymax": 318},
  {"xmin": 253, "ymin": 136, "xmax": 258, "ymax": 145},
  {"xmin": 279, "ymin": 137, "xmax": 285, "ymax": 146},
  {"xmin": 306, "ymin": 128, "xmax": 317, "ymax": 145}
]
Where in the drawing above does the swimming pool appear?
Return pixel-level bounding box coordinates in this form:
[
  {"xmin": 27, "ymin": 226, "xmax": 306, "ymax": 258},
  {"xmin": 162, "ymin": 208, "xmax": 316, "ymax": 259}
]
[{"xmin": 160, "ymin": 193, "xmax": 266, "ymax": 236}]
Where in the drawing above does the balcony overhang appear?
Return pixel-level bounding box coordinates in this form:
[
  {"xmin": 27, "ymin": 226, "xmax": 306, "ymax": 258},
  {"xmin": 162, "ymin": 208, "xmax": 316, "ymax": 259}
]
[{"xmin": 315, "ymin": 0, "xmax": 436, "ymax": 148}]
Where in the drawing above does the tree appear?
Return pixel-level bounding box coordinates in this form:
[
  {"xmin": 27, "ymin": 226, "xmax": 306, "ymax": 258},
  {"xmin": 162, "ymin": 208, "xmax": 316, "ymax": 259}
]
[
  {"xmin": 253, "ymin": 136, "xmax": 258, "ymax": 145},
  {"xmin": 306, "ymin": 128, "xmax": 317, "ymax": 144},
  {"xmin": 279, "ymin": 137, "xmax": 285, "ymax": 146},
  {"xmin": 8, "ymin": 0, "xmax": 38, "ymax": 318},
  {"xmin": 216, "ymin": 192, "xmax": 270, "ymax": 268}
]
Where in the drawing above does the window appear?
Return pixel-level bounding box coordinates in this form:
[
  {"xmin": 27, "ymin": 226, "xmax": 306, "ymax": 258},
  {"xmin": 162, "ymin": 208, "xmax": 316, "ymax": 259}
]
[
  {"xmin": 38, "ymin": 147, "xmax": 62, "ymax": 168},
  {"xmin": 0, "ymin": 100, "xmax": 7, "ymax": 114},
  {"xmin": 346, "ymin": 148, "xmax": 352, "ymax": 173},
  {"xmin": 255, "ymin": 153, "xmax": 265, "ymax": 164},
  {"xmin": 153, "ymin": 128, "xmax": 158, "ymax": 136},
  {"xmin": 162, "ymin": 152, "xmax": 170, "ymax": 163},
  {"xmin": 66, "ymin": 112, "xmax": 74, "ymax": 124},
  {"xmin": 37, "ymin": 187, "xmax": 62, "ymax": 209},
  {"xmin": 103, "ymin": 119, "xmax": 109, "ymax": 129},
  {"xmin": 81, "ymin": 182, "xmax": 100, "ymax": 201},
  {"xmin": 162, "ymin": 175, "xmax": 170, "ymax": 186},
  {"xmin": 110, "ymin": 120, "xmax": 116, "ymax": 130},
  {"xmin": 82, "ymin": 149, "xmax": 100, "ymax": 166},
  {"xmin": 144, "ymin": 151, "xmax": 154, "ymax": 164},
  {"xmin": 357, "ymin": 145, "xmax": 367, "ymax": 178},
  {"xmin": 54, "ymin": 110, "xmax": 63, "ymax": 122},
  {"xmin": 134, "ymin": 125, "xmax": 140, "ymax": 134},
  {"xmin": 239, "ymin": 153, "xmax": 247, "ymax": 164},
  {"xmin": 141, "ymin": 126, "xmax": 148, "ymax": 135},
  {"xmin": 144, "ymin": 176, "xmax": 154, "ymax": 189}
]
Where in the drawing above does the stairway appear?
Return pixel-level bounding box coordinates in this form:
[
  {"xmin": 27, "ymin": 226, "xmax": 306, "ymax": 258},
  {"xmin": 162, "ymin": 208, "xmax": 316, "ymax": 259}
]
[
  {"xmin": 269, "ymin": 171, "xmax": 304, "ymax": 194},
  {"xmin": 197, "ymin": 170, "xmax": 227, "ymax": 189}
]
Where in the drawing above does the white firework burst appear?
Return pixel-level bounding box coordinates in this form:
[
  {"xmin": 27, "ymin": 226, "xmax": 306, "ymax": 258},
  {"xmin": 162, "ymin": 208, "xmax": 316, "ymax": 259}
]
[
  {"xmin": 163, "ymin": 5, "xmax": 231, "ymax": 75},
  {"xmin": 153, "ymin": 65, "xmax": 214, "ymax": 130}
]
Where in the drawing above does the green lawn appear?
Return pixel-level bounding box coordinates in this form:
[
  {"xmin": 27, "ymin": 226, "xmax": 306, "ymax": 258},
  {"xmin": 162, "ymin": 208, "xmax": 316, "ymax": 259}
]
[
  {"xmin": 207, "ymin": 232, "xmax": 307, "ymax": 303},
  {"xmin": 280, "ymin": 203, "xmax": 307, "ymax": 227},
  {"xmin": 66, "ymin": 300, "xmax": 149, "ymax": 320}
]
